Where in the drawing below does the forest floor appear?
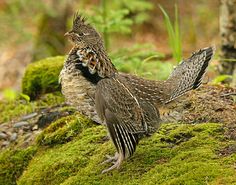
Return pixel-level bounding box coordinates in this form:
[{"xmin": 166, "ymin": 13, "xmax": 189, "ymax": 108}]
[{"xmin": 0, "ymin": 56, "xmax": 235, "ymax": 185}]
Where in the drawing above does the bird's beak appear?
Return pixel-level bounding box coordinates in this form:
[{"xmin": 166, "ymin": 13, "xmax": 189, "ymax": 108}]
[{"xmin": 64, "ymin": 32, "xmax": 70, "ymax": 37}]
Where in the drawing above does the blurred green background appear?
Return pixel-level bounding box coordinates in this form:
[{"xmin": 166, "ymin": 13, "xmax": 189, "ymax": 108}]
[{"xmin": 0, "ymin": 0, "xmax": 226, "ymax": 99}]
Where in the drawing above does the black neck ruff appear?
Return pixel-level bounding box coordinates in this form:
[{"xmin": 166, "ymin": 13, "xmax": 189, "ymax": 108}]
[{"xmin": 74, "ymin": 62, "xmax": 103, "ymax": 84}]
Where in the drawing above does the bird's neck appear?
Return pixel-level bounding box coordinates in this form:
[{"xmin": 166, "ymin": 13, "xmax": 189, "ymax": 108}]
[
  {"xmin": 75, "ymin": 61, "xmax": 104, "ymax": 84},
  {"xmin": 65, "ymin": 46, "xmax": 116, "ymax": 84}
]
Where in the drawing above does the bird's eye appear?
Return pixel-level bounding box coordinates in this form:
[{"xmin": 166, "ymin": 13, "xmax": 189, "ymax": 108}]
[{"xmin": 78, "ymin": 33, "xmax": 84, "ymax": 36}]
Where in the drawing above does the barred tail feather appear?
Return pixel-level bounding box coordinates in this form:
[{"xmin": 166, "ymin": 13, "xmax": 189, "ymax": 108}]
[
  {"xmin": 192, "ymin": 47, "xmax": 215, "ymax": 89},
  {"xmin": 165, "ymin": 46, "xmax": 214, "ymax": 103}
]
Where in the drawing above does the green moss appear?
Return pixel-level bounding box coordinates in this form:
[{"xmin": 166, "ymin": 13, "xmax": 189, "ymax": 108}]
[
  {"xmin": 37, "ymin": 114, "xmax": 94, "ymax": 146},
  {"xmin": 0, "ymin": 100, "xmax": 33, "ymax": 123},
  {"xmin": 0, "ymin": 55, "xmax": 66, "ymax": 123},
  {"xmin": 17, "ymin": 123, "xmax": 236, "ymax": 185},
  {"xmin": 22, "ymin": 56, "xmax": 64, "ymax": 99},
  {"xmin": 0, "ymin": 92, "xmax": 64, "ymax": 123},
  {"xmin": 0, "ymin": 147, "xmax": 37, "ymax": 185},
  {"xmin": 35, "ymin": 92, "xmax": 65, "ymax": 108},
  {"xmin": 18, "ymin": 126, "xmax": 107, "ymax": 185}
]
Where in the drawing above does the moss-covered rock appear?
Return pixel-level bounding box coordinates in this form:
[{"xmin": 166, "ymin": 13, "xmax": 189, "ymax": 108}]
[
  {"xmin": 22, "ymin": 56, "xmax": 65, "ymax": 99},
  {"xmin": 36, "ymin": 114, "xmax": 94, "ymax": 146},
  {"xmin": 15, "ymin": 122, "xmax": 236, "ymax": 185},
  {"xmin": 0, "ymin": 146, "xmax": 37, "ymax": 185}
]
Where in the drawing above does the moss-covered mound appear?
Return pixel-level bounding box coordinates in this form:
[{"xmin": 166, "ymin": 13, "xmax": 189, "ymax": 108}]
[
  {"xmin": 2, "ymin": 120, "xmax": 232, "ymax": 185},
  {"xmin": 22, "ymin": 56, "xmax": 64, "ymax": 99},
  {"xmin": 36, "ymin": 113, "xmax": 94, "ymax": 146}
]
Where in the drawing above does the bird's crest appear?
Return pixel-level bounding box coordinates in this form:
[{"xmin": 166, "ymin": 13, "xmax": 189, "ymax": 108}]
[{"xmin": 73, "ymin": 12, "xmax": 88, "ymax": 26}]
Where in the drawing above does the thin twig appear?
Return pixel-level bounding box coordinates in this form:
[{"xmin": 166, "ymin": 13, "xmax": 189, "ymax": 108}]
[{"xmin": 220, "ymin": 92, "xmax": 236, "ymax": 97}]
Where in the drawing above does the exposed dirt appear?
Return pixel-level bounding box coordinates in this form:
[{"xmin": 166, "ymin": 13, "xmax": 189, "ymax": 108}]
[
  {"xmin": 161, "ymin": 84, "xmax": 236, "ymax": 125},
  {"xmin": 225, "ymin": 122, "xmax": 236, "ymax": 140},
  {"xmin": 219, "ymin": 143, "xmax": 236, "ymax": 156},
  {"xmin": 183, "ymin": 85, "xmax": 235, "ymax": 124}
]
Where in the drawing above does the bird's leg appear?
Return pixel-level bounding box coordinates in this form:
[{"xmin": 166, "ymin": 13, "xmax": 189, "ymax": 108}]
[{"xmin": 101, "ymin": 152, "xmax": 124, "ymax": 173}]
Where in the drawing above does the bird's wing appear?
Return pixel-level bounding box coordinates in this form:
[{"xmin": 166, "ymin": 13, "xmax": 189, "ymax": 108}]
[{"xmin": 95, "ymin": 77, "xmax": 146, "ymax": 158}]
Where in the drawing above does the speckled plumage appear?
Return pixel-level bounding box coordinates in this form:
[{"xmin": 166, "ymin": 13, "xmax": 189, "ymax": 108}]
[
  {"xmin": 60, "ymin": 14, "xmax": 117, "ymax": 123},
  {"xmin": 60, "ymin": 13, "xmax": 214, "ymax": 173},
  {"xmin": 95, "ymin": 47, "xmax": 214, "ymax": 172},
  {"xmin": 59, "ymin": 47, "xmax": 99, "ymax": 122}
]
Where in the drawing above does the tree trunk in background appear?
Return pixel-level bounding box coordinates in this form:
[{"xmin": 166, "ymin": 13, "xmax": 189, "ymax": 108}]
[
  {"xmin": 32, "ymin": 1, "xmax": 72, "ymax": 61},
  {"xmin": 219, "ymin": 0, "xmax": 236, "ymax": 86}
]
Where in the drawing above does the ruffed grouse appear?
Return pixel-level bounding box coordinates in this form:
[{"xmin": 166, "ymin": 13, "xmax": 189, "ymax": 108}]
[{"xmin": 59, "ymin": 13, "xmax": 214, "ymax": 173}]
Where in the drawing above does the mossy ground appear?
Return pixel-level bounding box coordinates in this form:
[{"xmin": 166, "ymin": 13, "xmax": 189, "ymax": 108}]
[
  {"xmin": 12, "ymin": 122, "xmax": 235, "ymax": 185},
  {"xmin": 1, "ymin": 56, "xmax": 235, "ymax": 185},
  {"xmin": 36, "ymin": 113, "xmax": 94, "ymax": 146},
  {"xmin": 0, "ymin": 92, "xmax": 64, "ymax": 123},
  {"xmin": 0, "ymin": 146, "xmax": 37, "ymax": 185}
]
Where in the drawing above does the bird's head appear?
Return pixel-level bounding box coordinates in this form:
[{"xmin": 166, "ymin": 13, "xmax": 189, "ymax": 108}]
[{"xmin": 65, "ymin": 13, "xmax": 103, "ymax": 47}]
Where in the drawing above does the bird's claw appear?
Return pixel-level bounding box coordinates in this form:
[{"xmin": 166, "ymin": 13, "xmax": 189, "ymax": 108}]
[
  {"xmin": 101, "ymin": 152, "xmax": 123, "ymax": 173},
  {"xmin": 101, "ymin": 153, "xmax": 118, "ymax": 165}
]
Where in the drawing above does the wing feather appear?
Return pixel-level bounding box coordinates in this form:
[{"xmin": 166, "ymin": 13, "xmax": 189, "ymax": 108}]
[{"xmin": 95, "ymin": 77, "xmax": 143, "ymax": 158}]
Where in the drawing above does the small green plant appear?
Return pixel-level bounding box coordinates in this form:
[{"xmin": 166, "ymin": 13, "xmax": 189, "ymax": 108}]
[
  {"xmin": 111, "ymin": 44, "xmax": 173, "ymax": 80},
  {"xmin": 85, "ymin": 0, "xmax": 153, "ymax": 50},
  {"xmin": 114, "ymin": 0, "xmax": 153, "ymax": 24},
  {"xmin": 2, "ymin": 89, "xmax": 30, "ymax": 102},
  {"xmin": 159, "ymin": 4, "xmax": 182, "ymax": 63},
  {"xmin": 19, "ymin": 93, "xmax": 31, "ymax": 102},
  {"xmin": 220, "ymin": 58, "xmax": 236, "ymax": 62},
  {"xmin": 2, "ymin": 88, "xmax": 18, "ymax": 102},
  {"xmin": 211, "ymin": 75, "xmax": 232, "ymax": 84}
]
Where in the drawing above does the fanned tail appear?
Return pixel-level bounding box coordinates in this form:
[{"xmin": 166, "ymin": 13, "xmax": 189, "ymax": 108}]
[{"xmin": 164, "ymin": 46, "xmax": 215, "ymax": 103}]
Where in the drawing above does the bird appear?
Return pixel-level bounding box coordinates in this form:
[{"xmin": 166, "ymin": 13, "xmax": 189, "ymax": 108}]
[
  {"xmin": 59, "ymin": 13, "xmax": 117, "ymax": 123},
  {"xmin": 60, "ymin": 13, "xmax": 215, "ymax": 173}
]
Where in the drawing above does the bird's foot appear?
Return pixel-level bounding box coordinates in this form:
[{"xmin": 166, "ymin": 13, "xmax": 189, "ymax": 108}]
[
  {"xmin": 101, "ymin": 152, "xmax": 119, "ymax": 165},
  {"xmin": 101, "ymin": 152, "xmax": 123, "ymax": 173}
]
